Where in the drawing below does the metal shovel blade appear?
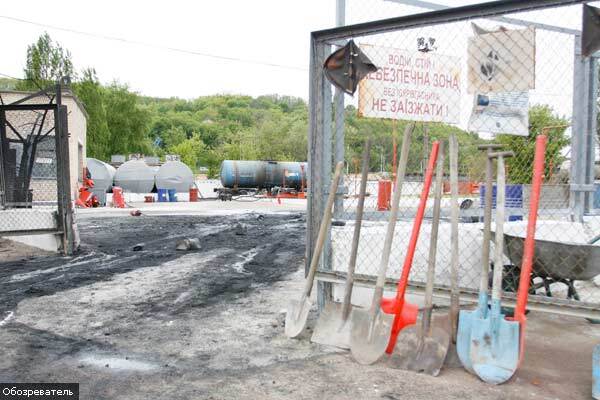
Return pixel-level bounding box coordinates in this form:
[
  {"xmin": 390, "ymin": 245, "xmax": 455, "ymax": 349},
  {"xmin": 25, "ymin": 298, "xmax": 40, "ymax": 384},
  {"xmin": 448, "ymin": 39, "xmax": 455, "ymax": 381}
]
[
  {"xmin": 593, "ymin": 344, "xmax": 600, "ymax": 399},
  {"xmin": 311, "ymin": 302, "xmax": 353, "ymax": 349},
  {"xmin": 285, "ymin": 297, "xmax": 312, "ymax": 339},
  {"xmin": 456, "ymin": 308, "xmax": 478, "ymax": 373},
  {"xmin": 470, "ymin": 313, "xmax": 519, "ymax": 385},
  {"xmin": 388, "ymin": 314, "xmax": 450, "ymax": 376},
  {"xmin": 350, "ymin": 309, "xmax": 394, "ymax": 365}
]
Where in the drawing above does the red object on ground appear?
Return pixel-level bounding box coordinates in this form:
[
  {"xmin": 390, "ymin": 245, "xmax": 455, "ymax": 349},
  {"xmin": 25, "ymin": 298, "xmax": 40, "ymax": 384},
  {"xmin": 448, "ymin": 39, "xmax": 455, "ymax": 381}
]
[
  {"xmin": 76, "ymin": 167, "xmax": 98, "ymax": 208},
  {"xmin": 112, "ymin": 187, "xmax": 125, "ymax": 208},
  {"xmin": 380, "ymin": 141, "xmax": 440, "ymax": 354},
  {"xmin": 508, "ymin": 135, "xmax": 547, "ymax": 366},
  {"xmin": 144, "ymin": 195, "xmax": 154, "ymax": 203},
  {"xmin": 377, "ymin": 180, "xmax": 392, "ymax": 211},
  {"xmin": 189, "ymin": 188, "xmax": 199, "ymax": 202}
]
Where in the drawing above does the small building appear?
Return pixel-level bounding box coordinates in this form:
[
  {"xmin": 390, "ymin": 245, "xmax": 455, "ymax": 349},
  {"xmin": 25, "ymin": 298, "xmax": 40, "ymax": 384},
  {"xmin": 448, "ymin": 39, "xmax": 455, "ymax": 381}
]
[{"xmin": 0, "ymin": 89, "xmax": 88, "ymax": 201}]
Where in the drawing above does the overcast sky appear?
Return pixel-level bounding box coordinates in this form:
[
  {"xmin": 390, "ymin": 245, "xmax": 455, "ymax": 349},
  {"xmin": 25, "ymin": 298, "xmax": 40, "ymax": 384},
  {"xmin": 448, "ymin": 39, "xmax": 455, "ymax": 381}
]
[
  {"xmin": 0, "ymin": 0, "xmax": 337, "ymax": 99},
  {"xmin": 0, "ymin": 0, "xmax": 589, "ymax": 106}
]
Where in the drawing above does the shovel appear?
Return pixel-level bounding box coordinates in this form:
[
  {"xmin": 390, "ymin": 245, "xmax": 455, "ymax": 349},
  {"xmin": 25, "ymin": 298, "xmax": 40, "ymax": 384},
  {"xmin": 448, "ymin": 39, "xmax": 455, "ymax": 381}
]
[
  {"xmin": 469, "ymin": 150, "xmax": 516, "ymax": 384},
  {"xmin": 472, "ymin": 135, "xmax": 546, "ymax": 384},
  {"xmin": 388, "ymin": 140, "xmax": 448, "ymax": 375},
  {"xmin": 311, "ymin": 139, "xmax": 371, "ymax": 348},
  {"xmin": 285, "ymin": 161, "xmax": 344, "ymax": 338},
  {"xmin": 456, "ymin": 143, "xmax": 503, "ymax": 372},
  {"xmin": 382, "ymin": 141, "xmax": 440, "ymax": 354},
  {"xmin": 350, "ymin": 123, "xmax": 414, "ymax": 365},
  {"xmin": 443, "ymin": 133, "xmax": 462, "ymax": 367}
]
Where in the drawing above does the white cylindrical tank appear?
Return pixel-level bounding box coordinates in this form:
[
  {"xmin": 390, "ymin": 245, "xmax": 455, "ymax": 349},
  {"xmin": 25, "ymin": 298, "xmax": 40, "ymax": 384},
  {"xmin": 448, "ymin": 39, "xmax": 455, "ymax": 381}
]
[
  {"xmin": 155, "ymin": 161, "xmax": 194, "ymax": 192},
  {"xmin": 86, "ymin": 158, "xmax": 116, "ymax": 192},
  {"xmin": 86, "ymin": 158, "xmax": 117, "ymax": 205},
  {"xmin": 114, "ymin": 160, "xmax": 156, "ymax": 193}
]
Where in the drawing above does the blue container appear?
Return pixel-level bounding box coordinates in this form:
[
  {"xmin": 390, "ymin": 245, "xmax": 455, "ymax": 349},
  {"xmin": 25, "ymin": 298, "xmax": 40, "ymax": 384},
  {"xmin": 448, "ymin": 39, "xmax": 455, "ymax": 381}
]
[
  {"xmin": 594, "ymin": 184, "xmax": 600, "ymax": 209},
  {"xmin": 168, "ymin": 189, "xmax": 177, "ymax": 202},
  {"xmin": 480, "ymin": 184, "xmax": 523, "ymax": 221},
  {"xmin": 157, "ymin": 188, "xmax": 168, "ymax": 202},
  {"xmin": 480, "ymin": 184, "xmax": 523, "ymax": 209}
]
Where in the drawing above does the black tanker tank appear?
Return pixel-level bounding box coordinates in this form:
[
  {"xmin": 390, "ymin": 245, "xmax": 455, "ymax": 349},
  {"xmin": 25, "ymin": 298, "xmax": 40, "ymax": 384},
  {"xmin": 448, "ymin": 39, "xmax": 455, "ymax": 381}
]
[{"xmin": 220, "ymin": 160, "xmax": 307, "ymax": 190}]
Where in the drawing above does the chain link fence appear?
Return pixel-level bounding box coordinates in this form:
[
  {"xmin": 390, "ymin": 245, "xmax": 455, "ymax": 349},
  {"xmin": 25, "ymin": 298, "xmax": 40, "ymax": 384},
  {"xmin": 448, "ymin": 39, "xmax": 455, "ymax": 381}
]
[
  {"xmin": 309, "ymin": 0, "xmax": 600, "ymax": 318},
  {"xmin": 0, "ymin": 84, "xmax": 76, "ymax": 254}
]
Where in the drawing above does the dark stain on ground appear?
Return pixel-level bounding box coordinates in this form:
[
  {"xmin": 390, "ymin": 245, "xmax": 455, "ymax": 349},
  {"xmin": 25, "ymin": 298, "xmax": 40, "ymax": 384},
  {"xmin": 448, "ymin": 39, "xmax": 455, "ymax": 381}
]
[{"xmin": 0, "ymin": 213, "xmax": 306, "ymax": 315}]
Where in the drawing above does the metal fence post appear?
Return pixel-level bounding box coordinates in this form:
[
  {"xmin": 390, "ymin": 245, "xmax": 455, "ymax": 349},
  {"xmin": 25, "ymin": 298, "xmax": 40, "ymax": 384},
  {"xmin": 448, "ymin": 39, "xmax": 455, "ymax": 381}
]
[
  {"xmin": 333, "ymin": 0, "xmax": 346, "ymax": 220},
  {"xmin": 585, "ymin": 56, "xmax": 598, "ymax": 213},
  {"xmin": 571, "ymin": 36, "xmax": 597, "ymax": 220}
]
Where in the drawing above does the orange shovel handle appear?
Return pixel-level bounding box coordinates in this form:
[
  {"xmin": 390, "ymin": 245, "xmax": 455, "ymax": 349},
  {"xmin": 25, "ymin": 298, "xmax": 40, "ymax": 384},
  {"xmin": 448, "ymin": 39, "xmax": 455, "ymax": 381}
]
[
  {"xmin": 384, "ymin": 141, "xmax": 440, "ymax": 353},
  {"xmin": 514, "ymin": 135, "xmax": 546, "ymax": 321}
]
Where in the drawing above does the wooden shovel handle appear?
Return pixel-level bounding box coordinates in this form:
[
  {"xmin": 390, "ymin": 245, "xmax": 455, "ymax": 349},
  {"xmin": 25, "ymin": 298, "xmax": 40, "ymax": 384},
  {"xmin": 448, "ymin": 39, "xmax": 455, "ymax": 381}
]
[
  {"xmin": 369, "ymin": 123, "xmax": 414, "ymax": 313},
  {"xmin": 342, "ymin": 138, "xmax": 371, "ymax": 320},
  {"xmin": 422, "ymin": 140, "xmax": 445, "ymax": 334},
  {"xmin": 303, "ymin": 161, "xmax": 344, "ymax": 298}
]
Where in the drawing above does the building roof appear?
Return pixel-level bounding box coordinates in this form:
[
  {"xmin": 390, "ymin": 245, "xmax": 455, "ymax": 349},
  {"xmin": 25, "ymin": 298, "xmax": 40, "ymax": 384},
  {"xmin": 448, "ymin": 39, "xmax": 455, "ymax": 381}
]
[{"xmin": 0, "ymin": 89, "xmax": 89, "ymax": 119}]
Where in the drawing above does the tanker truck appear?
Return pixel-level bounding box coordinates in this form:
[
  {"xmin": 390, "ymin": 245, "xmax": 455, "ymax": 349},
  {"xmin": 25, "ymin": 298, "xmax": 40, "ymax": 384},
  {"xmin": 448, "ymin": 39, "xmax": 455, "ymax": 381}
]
[{"xmin": 216, "ymin": 160, "xmax": 307, "ymax": 200}]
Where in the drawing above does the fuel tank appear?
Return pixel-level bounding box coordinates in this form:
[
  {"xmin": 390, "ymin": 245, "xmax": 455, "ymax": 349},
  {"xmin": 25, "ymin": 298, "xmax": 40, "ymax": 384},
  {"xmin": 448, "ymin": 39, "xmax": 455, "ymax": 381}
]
[{"xmin": 220, "ymin": 160, "xmax": 307, "ymax": 189}]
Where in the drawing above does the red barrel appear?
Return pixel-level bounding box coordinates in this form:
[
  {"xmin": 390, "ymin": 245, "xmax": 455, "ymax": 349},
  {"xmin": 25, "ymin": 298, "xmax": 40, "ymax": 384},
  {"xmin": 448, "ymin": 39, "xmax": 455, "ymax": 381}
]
[
  {"xmin": 112, "ymin": 186, "xmax": 125, "ymax": 208},
  {"xmin": 189, "ymin": 187, "xmax": 199, "ymax": 202},
  {"xmin": 377, "ymin": 180, "xmax": 392, "ymax": 211}
]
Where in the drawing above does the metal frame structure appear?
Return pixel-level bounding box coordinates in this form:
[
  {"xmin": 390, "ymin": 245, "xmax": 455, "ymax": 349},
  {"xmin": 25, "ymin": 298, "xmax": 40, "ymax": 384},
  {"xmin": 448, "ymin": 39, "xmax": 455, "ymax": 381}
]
[
  {"xmin": 0, "ymin": 80, "xmax": 76, "ymax": 255},
  {"xmin": 308, "ymin": 0, "xmax": 598, "ymax": 318}
]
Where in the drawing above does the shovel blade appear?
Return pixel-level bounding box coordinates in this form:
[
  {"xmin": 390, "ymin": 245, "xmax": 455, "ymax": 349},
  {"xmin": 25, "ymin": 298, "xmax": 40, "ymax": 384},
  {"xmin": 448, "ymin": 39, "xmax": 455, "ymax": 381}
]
[
  {"xmin": 470, "ymin": 314, "xmax": 520, "ymax": 384},
  {"xmin": 388, "ymin": 315, "xmax": 450, "ymax": 376},
  {"xmin": 350, "ymin": 309, "xmax": 394, "ymax": 365},
  {"xmin": 311, "ymin": 302, "xmax": 353, "ymax": 349},
  {"xmin": 593, "ymin": 345, "xmax": 600, "ymax": 399},
  {"xmin": 456, "ymin": 309, "xmax": 478, "ymax": 373},
  {"xmin": 285, "ymin": 298, "xmax": 312, "ymax": 338}
]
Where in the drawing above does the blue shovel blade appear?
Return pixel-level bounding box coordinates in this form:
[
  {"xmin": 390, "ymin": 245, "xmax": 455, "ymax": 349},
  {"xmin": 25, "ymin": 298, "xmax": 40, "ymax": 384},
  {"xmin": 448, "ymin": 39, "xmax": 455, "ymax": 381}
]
[
  {"xmin": 456, "ymin": 309, "xmax": 477, "ymax": 374},
  {"xmin": 470, "ymin": 313, "xmax": 520, "ymax": 385},
  {"xmin": 593, "ymin": 345, "xmax": 600, "ymax": 399},
  {"xmin": 457, "ymin": 293, "xmax": 489, "ymax": 374}
]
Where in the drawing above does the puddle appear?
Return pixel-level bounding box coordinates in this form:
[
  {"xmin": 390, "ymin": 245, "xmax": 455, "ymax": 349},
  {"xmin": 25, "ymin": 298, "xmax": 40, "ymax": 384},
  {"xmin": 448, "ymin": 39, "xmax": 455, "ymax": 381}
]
[
  {"xmin": 0, "ymin": 311, "xmax": 14, "ymax": 327},
  {"xmin": 231, "ymin": 248, "xmax": 260, "ymax": 273},
  {"xmin": 78, "ymin": 353, "xmax": 160, "ymax": 372}
]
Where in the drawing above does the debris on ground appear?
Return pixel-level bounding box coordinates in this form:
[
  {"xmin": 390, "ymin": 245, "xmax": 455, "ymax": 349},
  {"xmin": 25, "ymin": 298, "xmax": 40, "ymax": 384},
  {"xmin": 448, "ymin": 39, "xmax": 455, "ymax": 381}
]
[{"xmin": 176, "ymin": 238, "xmax": 201, "ymax": 251}]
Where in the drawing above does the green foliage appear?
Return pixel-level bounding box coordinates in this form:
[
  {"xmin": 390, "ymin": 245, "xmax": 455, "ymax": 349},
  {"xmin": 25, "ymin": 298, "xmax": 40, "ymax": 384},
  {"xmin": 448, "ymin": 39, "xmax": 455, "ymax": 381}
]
[
  {"xmin": 497, "ymin": 105, "xmax": 569, "ymax": 183},
  {"xmin": 344, "ymin": 107, "xmax": 485, "ymax": 178},
  {"xmin": 168, "ymin": 135, "xmax": 206, "ymax": 169},
  {"xmin": 17, "ymin": 32, "xmax": 74, "ymax": 90},
  {"xmin": 103, "ymin": 83, "xmax": 152, "ymax": 156},
  {"xmin": 73, "ymin": 69, "xmax": 110, "ymax": 160},
  {"xmin": 142, "ymin": 94, "xmax": 309, "ymax": 174},
  {"xmin": 0, "ymin": 78, "xmax": 17, "ymax": 91}
]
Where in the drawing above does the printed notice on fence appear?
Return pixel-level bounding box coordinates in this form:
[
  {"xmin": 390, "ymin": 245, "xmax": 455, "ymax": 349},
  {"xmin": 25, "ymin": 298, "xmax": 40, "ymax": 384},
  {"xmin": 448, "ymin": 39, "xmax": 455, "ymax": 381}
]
[
  {"xmin": 468, "ymin": 91, "xmax": 529, "ymax": 136},
  {"xmin": 358, "ymin": 45, "xmax": 461, "ymax": 124}
]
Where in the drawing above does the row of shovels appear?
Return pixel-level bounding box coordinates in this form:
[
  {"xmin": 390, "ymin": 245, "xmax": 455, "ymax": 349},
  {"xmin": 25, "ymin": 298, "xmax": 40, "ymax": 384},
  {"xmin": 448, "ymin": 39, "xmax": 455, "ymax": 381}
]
[{"xmin": 285, "ymin": 124, "xmax": 547, "ymax": 385}]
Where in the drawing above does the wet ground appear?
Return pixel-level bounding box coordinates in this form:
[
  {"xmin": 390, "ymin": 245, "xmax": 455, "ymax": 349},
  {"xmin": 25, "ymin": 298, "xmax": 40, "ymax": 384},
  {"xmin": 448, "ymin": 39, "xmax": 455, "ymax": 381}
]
[{"xmin": 0, "ymin": 208, "xmax": 598, "ymax": 399}]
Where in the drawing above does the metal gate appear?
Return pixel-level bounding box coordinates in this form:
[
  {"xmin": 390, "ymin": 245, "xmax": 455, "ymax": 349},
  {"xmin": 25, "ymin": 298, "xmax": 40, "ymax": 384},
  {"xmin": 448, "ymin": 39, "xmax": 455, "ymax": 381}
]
[
  {"xmin": 308, "ymin": 0, "xmax": 600, "ymax": 319},
  {"xmin": 0, "ymin": 81, "xmax": 76, "ymax": 255}
]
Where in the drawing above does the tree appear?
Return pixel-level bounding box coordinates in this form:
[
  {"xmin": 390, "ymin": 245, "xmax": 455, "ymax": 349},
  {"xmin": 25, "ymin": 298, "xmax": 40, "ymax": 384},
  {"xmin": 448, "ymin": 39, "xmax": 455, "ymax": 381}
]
[
  {"xmin": 17, "ymin": 32, "xmax": 74, "ymax": 90},
  {"xmin": 103, "ymin": 83, "xmax": 152, "ymax": 156},
  {"xmin": 73, "ymin": 68, "xmax": 111, "ymax": 160},
  {"xmin": 497, "ymin": 105, "xmax": 569, "ymax": 183},
  {"xmin": 168, "ymin": 135, "xmax": 205, "ymax": 170}
]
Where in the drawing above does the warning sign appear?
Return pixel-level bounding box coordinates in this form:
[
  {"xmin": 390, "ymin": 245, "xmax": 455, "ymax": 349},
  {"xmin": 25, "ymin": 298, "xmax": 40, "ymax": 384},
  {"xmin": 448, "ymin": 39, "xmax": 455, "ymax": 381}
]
[
  {"xmin": 358, "ymin": 45, "xmax": 461, "ymax": 124},
  {"xmin": 467, "ymin": 27, "xmax": 536, "ymax": 93}
]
